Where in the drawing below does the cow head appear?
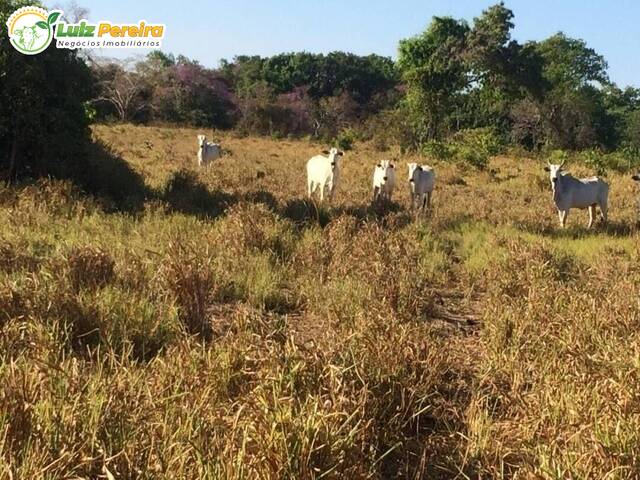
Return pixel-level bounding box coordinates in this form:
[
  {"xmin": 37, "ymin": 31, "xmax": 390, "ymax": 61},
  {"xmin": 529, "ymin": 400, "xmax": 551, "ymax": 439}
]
[
  {"xmin": 322, "ymin": 147, "xmax": 343, "ymax": 168},
  {"xmin": 544, "ymin": 160, "xmax": 565, "ymax": 189},
  {"xmin": 375, "ymin": 159, "xmax": 394, "ymax": 184},
  {"xmin": 407, "ymin": 162, "xmax": 423, "ymax": 183}
]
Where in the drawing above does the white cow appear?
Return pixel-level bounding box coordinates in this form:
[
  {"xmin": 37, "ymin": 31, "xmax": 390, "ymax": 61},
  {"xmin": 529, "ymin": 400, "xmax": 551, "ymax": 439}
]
[
  {"xmin": 306, "ymin": 147, "xmax": 344, "ymax": 202},
  {"xmin": 545, "ymin": 160, "xmax": 608, "ymax": 228},
  {"xmin": 372, "ymin": 160, "xmax": 396, "ymax": 203},
  {"xmin": 407, "ymin": 162, "xmax": 435, "ymax": 211},
  {"xmin": 197, "ymin": 135, "xmax": 221, "ymax": 166}
]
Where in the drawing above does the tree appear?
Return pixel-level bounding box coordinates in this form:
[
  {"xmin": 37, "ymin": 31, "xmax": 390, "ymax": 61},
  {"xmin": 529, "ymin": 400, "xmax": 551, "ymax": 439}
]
[
  {"xmin": 1, "ymin": 0, "xmax": 93, "ymax": 179},
  {"xmin": 398, "ymin": 16, "xmax": 469, "ymax": 143},
  {"xmin": 535, "ymin": 33, "xmax": 609, "ymax": 90},
  {"xmin": 534, "ymin": 33, "xmax": 612, "ymax": 149},
  {"xmin": 91, "ymin": 60, "xmax": 150, "ymax": 122}
]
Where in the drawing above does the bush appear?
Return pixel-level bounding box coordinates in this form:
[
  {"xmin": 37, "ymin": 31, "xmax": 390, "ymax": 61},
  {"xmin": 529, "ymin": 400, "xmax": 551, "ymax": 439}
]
[
  {"xmin": 449, "ymin": 129, "xmax": 504, "ymax": 169},
  {"xmin": 547, "ymin": 149, "xmax": 570, "ymax": 166},
  {"xmin": 1, "ymin": 0, "xmax": 93, "ymax": 179},
  {"xmin": 159, "ymin": 243, "xmax": 217, "ymax": 338},
  {"xmin": 421, "ymin": 140, "xmax": 454, "ymax": 161},
  {"xmin": 579, "ymin": 149, "xmax": 607, "ymax": 176},
  {"xmin": 334, "ymin": 128, "xmax": 357, "ymax": 151},
  {"xmin": 67, "ymin": 246, "xmax": 116, "ymax": 292}
]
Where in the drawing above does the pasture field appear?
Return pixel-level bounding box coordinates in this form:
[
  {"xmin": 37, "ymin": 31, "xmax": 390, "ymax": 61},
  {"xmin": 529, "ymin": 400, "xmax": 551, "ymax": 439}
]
[{"xmin": 1, "ymin": 124, "xmax": 640, "ymax": 479}]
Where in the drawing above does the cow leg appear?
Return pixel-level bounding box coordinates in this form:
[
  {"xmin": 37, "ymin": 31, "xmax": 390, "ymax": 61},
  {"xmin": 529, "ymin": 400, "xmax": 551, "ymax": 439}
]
[
  {"xmin": 558, "ymin": 210, "xmax": 567, "ymax": 228},
  {"xmin": 426, "ymin": 192, "xmax": 432, "ymax": 209},
  {"xmin": 372, "ymin": 186, "xmax": 379, "ymax": 204},
  {"xmin": 319, "ymin": 184, "xmax": 324, "ymax": 202},
  {"xmin": 588, "ymin": 205, "xmax": 595, "ymax": 229},
  {"xmin": 600, "ymin": 201, "xmax": 608, "ymax": 223},
  {"xmin": 307, "ymin": 180, "xmax": 314, "ymax": 199}
]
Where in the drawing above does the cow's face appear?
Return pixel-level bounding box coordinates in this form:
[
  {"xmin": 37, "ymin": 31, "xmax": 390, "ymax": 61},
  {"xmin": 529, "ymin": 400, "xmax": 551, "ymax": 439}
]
[
  {"xmin": 376, "ymin": 160, "xmax": 394, "ymax": 184},
  {"xmin": 407, "ymin": 162, "xmax": 422, "ymax": 182},
  {"xmin": 321, "ymin": 147, "xmax": 343, "ymax": 168},
  {"xmin": 407, "ymin": 163, "xmax": 423, "ymax": 193},
  {"xmin": 197, "ymin": 135, "xmax": 206, "ymax": 148},
  {"xmin": 545, "ymin": 163, "xmax": 564, "ymax": 189}
]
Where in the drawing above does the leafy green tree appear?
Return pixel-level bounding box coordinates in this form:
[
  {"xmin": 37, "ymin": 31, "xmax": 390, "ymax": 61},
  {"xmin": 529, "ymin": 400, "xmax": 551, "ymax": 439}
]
[
  {"xmin": 0, "ymin": 0, "xmax": 93, "ymax": 179},
  {"xmin": 536, "ymin": 33, "xmax": 609, "ymax": 90},
  {"xmin": 534, "ymin": 33, "xmax": 612, "ymax": 149},
  {"xmin": 398, "ymin": 16, "xmax": 469, "ymax": 143}
]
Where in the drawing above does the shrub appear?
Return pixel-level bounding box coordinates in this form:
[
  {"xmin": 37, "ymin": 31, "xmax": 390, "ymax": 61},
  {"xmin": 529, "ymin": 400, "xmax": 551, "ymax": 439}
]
[
  {"xmin": 548, "ymin": 149, "xmax": 569, "ymax": 166},
  {"xmin": 67, "ymin": 246, "xmax": 116, "ymax": 292},
  {"xmin": 421, "ymin": 140, "xmax": 454, "ymax": 162},
  {"xmin": 334, "ymin": 128, "xmax": 357, "ymax": 151},
  {"xmin": 159, "ymin": 243, "xmax": 216, "ymax": 338},
  {"xmin": 579, "ymin": 149, "xmax": 607, "ymax": 176},
  {"xmin": 452, "ymin": 128, "xmax": 504, "ymax": 169}
]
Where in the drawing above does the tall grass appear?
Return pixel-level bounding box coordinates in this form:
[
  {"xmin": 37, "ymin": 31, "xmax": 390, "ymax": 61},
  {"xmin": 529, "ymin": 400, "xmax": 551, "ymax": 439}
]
[{"xmin": 0, "ymin": 124, "xmax": 639, "ymax": 478}]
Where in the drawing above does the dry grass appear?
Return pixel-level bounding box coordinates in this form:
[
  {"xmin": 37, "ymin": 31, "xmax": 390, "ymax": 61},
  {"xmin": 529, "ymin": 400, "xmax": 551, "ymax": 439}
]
[{"xmin": 0, "ymin": 123, "xmax": 639, "ymax": 478}]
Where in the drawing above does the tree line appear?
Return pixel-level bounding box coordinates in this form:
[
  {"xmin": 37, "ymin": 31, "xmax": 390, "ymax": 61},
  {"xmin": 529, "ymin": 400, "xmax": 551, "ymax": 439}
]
[{"xmin": 2, "ymin": 0, "xmax": 640, "ymax": 180}]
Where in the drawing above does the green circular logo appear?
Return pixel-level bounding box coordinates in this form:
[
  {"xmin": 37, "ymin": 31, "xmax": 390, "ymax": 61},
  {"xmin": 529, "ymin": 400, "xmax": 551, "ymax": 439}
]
[{"xmin": 6, "ymin": 6, "xmax": 61, "ymax": 55}]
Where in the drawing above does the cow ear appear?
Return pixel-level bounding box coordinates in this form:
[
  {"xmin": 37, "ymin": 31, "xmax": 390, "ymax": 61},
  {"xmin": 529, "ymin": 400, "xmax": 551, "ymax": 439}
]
[
  {"xmin": 322, "ymin": 150, "xmax": 330, "ymax": 155},
  {"xmin": 390, "ymin": 163, "xmax": 395, "ymax": 169},
  {"xmin": 543, "ymin": 166, "xmax": 550, "ymax": 172},
  {"xmin": 376, "ymin": 163, "xmax": 381, "ymax": 168},
  {"xmin": 417, "ymin": 166, "xmax": 423, "ymax": 171},
  {"xmin": 338, "ymin": 151, "xmax": 344, "ymax": 156}
]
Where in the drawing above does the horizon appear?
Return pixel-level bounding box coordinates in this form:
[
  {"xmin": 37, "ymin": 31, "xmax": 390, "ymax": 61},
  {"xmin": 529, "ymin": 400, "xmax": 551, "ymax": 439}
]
[{"xmin": 48, "ymin": 0, "xmax": 640, "ymax": 88}]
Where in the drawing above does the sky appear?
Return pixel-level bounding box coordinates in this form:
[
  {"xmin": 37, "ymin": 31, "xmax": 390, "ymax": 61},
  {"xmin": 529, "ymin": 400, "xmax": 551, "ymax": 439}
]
[{"xmin": 49, "ymin": 0, "xmax": 640, "ymax": 87}]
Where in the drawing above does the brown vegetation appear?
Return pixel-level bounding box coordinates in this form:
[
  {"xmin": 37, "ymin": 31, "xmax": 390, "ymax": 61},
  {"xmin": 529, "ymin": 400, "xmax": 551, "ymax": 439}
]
[{"xmin": 0, "ymin": 124, "xmax": 639, "ymax": 478}]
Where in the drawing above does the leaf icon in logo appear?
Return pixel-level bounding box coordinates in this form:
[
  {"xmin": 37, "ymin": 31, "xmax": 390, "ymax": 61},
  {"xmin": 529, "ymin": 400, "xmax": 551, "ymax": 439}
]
[
  {"xmin": 47, "ymin": 12, "xmax": 61, "ymax": 25},
  {"xmin": 36, "ymin": 21, "xmax": 48, "ymax": 29}
]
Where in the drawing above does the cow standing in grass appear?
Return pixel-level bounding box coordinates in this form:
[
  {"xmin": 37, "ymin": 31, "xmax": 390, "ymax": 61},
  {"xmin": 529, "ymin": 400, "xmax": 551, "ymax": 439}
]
[
  {"xmin": 197, "ymin": 135, "xmax": 221, "ymax": 167},
  {"xmin": 545, "ymin": 160, "xmax": 608, "ymax": 228},
  {"xmin": 306, "ymin": 148, "xmax": 344, "ymax": 203},
  {"xmin": 372, "ymin": 160, "xmax": 396, "ymax": 203},
  {"xmin": 407, "ymin": 162, "xmax": 435, "ymax": 212}
]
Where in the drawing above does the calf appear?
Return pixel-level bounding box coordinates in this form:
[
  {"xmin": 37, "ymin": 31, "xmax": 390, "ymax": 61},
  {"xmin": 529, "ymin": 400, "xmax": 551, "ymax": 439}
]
[
  {"xmin": 306, "ymin": 148, "xmax": 344, "ymax": 202},
  {"xmin": 372, "ymin": 160, "xmax": 396, "ymax": 203},
  {"xmin": 407, "ymin": 162, "xmax": 435, "ymax": 212}
]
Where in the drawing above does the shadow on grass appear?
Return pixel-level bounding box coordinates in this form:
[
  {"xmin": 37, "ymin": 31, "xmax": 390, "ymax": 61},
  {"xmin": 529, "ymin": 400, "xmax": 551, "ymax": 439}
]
[
  {"xmin": 281, "ymin": 198, "xmax": 332, "ymax": 227},
  {"xmin": 242, "ymin": 190, "xmax": 279, "ymax": 212},
  {"xmin": 163, "ymin": 169, "xmax": 237, "ymax": 218},
  {"xmin": 78, "ymin": 140, "xmax": 150, "ymax": 212},
  {"xmin": 514, "ymin": 218, "xmax": 634, "ymax": 239},
  {"xmin": 434, "ymin": 213, "xmax": 475, "ymax": 232},
  {"xmin": 281, "ymin": 198, "xmax": 410, "ymax": 229}
]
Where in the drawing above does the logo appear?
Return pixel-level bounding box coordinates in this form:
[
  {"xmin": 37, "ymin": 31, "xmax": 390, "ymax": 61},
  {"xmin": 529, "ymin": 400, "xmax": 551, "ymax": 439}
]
[
  {"xmin": 6, "ymin": 6, "xmax": 165, "ymax": 55},
  {"xmin": 6, "ymin": 6, "xmax": 61, "ymax": 55}
]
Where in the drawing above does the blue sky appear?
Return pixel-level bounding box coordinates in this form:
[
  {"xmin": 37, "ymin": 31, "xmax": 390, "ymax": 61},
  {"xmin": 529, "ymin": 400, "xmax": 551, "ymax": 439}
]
[{"xmin": 51, "ymin": 0, "xmax": 639, "ymax": 87}]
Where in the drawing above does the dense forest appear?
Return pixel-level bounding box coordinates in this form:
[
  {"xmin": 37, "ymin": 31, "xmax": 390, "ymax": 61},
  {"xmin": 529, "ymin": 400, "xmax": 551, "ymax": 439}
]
[{"xmin": 2, "ymin": 0, "xmax": 640, "ymax": 179}]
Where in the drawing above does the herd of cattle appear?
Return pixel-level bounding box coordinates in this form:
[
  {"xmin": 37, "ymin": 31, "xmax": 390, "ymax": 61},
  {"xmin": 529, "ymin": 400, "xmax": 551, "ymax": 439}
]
[{"xmin": 197, "ymin": 135, "xmax": 640, "ymax": 228}]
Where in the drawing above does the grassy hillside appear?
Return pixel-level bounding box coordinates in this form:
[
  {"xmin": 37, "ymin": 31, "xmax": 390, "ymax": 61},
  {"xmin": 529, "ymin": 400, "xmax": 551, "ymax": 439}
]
[{"xmin": 1, "ymin": 124, "xmax": 640, "ymax": 479}]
